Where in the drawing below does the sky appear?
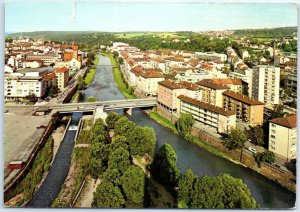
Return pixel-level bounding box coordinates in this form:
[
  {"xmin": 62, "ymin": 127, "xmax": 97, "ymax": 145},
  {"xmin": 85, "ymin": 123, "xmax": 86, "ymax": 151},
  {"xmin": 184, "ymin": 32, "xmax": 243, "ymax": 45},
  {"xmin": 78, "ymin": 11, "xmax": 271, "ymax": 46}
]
[{"xmin": 5, "ymin": 2, "xmax": 298, "ymax": 33}]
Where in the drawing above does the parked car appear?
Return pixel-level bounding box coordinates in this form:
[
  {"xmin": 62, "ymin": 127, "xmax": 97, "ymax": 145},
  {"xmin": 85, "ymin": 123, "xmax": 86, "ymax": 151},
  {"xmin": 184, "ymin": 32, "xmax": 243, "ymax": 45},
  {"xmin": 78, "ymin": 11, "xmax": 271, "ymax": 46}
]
[{"xmin": 248, "ymin": 146, "xmax": 257, "ymax": 154}]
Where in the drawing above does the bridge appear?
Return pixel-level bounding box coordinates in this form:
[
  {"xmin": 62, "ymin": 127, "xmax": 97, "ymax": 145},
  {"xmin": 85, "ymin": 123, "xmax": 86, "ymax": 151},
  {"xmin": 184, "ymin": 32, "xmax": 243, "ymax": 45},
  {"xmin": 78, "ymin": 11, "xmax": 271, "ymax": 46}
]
[{"xmin": 5, "ymin": 98, "xmax": 157, "ymax": 115}]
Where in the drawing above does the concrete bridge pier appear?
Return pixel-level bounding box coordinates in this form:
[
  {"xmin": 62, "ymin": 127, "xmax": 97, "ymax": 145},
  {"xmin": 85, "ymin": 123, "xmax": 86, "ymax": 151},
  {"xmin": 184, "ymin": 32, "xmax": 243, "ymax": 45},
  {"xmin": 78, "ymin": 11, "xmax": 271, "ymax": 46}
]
[
  {"xmin": 94, "ymin": 106, "xmax": 108, "ymax": 124},
  {"xmin": 124, "ymin": 107, "xmax": 133, "ymax": 116}
]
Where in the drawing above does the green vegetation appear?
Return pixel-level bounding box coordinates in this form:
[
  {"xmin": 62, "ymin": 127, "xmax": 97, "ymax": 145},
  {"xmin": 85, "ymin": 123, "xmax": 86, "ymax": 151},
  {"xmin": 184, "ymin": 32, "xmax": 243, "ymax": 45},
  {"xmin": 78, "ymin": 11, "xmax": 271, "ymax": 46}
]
[
  {"xmin": 254, "ymin": 151, "xmax": 275, "ymax": 167},
  {"xmin": 245, "ymin": 125, "xmax": 265, "ymax": 146},
  {"xmin": 77, "ymin": 75, "xmax": 86, "ymax": 90},
  {"xmin": 176, "ymin": 113, "xmax": 195, "ymax": 135},
  {"xmin": 84, "ymin": 68, "xmax": 96, "ymax": 86},
  {"xmin": 148, "ymin": 111, "xmax": 178, "ymax": 134},
  {"xmin": 151, "ymin": 144, "xmax": 180, "ymax": 192},
  {"xmin": 225, "ymin": 128, "xmax": 247, "ymax": 161},
  {"xmin": 178, "ymin": 170, "xmax": 257, "ymax": 208},
  {"xmin": 87, "ymin": 96, "xmax": 97, "ymax": 102},
  {"xmin": 77, "ymin": 119, "xmax": 93, "ymax": 144},
  {"xmin": 106, "ymin": 112, "xmax": 122, "ymax": 129},
  {"xmin": 5, "ymin": 137, "xmax": 53, "ymax": 205},
  {"xmin": 233, "ymin": 27, "xmax": 297, "ymax": 39}
]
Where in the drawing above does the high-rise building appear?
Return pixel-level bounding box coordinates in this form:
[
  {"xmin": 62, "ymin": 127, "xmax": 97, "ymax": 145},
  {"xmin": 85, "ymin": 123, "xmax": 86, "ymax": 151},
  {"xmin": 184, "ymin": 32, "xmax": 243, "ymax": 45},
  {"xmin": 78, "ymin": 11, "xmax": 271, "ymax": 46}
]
[{"xmin": 251, "ymin": 65, "xmax": 280, "ymax": 105}]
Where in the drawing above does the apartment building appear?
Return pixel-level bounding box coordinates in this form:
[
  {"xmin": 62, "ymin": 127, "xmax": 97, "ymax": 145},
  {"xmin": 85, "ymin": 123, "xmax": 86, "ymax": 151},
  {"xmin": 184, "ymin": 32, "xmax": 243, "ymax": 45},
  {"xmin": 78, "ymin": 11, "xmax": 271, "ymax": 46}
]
[
  {"xmin": 157, "ymin": 80, "xmax": 202, "ymax": 112},
  {"xmin": 222, "ymin": 90, "xmax": 264, "ymax": 125},
  {"xmin": 251, "ymin": 65, "xmax": 280, "ymax": 105},
  {"xmin": 55, "ymin": 67, "xmax": 69, "ymax": 91},
  {"xmin": 177, "ymin": 95, "xmax": 236, "ymax": 133},
  {"xmin": 195, "ymin": 52, "xmax": 227, "ymax": 62},
  {"xmin": 4, "ymin": 68, "xmax": 54, "ymax": 99},
  {"xmin": 26, "ymin": 53, "xmax": 62, "ymax": 66},
  {"xmin": 196, "ymin": 79, "xmax": 229, "ymax": 107},
  {"xmin": 136, "ymin": 70, "xmax": 165, "ymax": 97},
  {"xmin": 284, "ymin": 73, "xmax": 297, "ymax": 94},
  {"xmin": 269, "ymin": 114, "xmax": 297, "ymax": 161}
]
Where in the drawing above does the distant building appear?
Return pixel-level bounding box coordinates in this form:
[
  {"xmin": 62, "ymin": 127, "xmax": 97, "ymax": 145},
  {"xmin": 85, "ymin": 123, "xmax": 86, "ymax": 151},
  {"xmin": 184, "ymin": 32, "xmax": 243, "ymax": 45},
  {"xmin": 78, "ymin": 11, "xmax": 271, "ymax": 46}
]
[
  {"xmin": 269, "ymin": 114, "xmax": 297, "ymax": 161},
  {"xmin": 251, "ymin": 65, "xmax": 280, "ymax": 105},
  {"xmin": 136, "ymin": 70, "xmax": 165, "ymax": 97},
  {"xmin": 195, "ymin": 52, "xmax": 227, "ymax": 62},
  {"xmin": 222, "ymin": 90, "xmax": 264, "ymax": 125},
  {"xmin": 177, "ymin": 95, "xmax": 236, "ymax": 133},
  {"xmin": 55, "ymin": 67, "xmax": 69, "ymax": 91},
  {"xmin": 284, "ymin": 73, "xmax": 297, "ymax": 94}
]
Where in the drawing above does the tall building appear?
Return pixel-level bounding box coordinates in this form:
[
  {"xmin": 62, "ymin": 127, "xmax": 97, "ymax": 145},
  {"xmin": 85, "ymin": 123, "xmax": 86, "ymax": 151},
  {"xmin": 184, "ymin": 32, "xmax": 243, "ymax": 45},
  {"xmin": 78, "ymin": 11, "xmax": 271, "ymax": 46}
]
[
  {"xmin": 251, "ymin": 65, "xmax": 280, "ymax": 105},
  {"xmin": 55, "ymin": 67, "xmax": 69, "ymax": 91},
  {"xmin": 268, "ymin": 114, "xmax": 297, "ymax": 161}
]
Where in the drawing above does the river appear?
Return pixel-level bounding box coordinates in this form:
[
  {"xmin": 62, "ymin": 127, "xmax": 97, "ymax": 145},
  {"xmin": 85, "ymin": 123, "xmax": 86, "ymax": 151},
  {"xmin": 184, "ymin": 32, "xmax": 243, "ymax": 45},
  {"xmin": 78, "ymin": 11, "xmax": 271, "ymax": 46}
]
[{"xmin": 82, "ymin": 55, "xmax": 296, "ymax": 209}]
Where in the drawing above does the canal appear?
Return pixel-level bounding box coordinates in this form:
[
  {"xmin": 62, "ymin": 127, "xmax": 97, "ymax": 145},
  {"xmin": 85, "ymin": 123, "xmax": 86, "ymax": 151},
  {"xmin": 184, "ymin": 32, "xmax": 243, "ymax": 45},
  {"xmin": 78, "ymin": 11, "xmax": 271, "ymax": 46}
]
[
  {"xmin": 83, "ymin": 55, "xmax": 296, "ymax": 208},
  {"xmin": 28, "ymin": 112, "xmax": 83, "ymax": 207}
]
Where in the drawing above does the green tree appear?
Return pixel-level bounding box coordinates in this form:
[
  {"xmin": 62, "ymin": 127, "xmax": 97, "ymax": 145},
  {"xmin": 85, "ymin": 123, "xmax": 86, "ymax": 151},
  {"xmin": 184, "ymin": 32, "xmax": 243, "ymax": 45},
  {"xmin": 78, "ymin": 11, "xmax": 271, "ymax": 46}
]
[
  {"xmin": 89, "ymin": 142, "xmax": 109, "ymax": 178},
  {"xmin": 25, "ymin": 93, "xmax": 38, "ymax": 104},
  {"xmin": 189, "ymin": 174, "xmax": 257, "ymax": 208},
  {"xmin": 178, "ymin": 169, "xmax": 197, "ymax": 207},
  {"xmin": 127, "ymin": 126, "xmax": 156, "ymax": 157},
  {"xmin": 102, "ymin": 168, "xmax": 122, "ymax": 186},
  {"xmin": 255, "ymin": 150, "xmax": 275, "ymax": 167},
  {"xmin": 77, "ymin": 75, "xmax": 86, "ymax": 90},
  {"xmin": 87, "ymin": 96, "xmax": 97, "ymax": 102},
  {"xmin": 113, "ymin": 51, "xmax": 119, "ymax": 58},
  {"xmin": 176, "ymin": 113, "xmax": 195, "ymax": 135},
  {"xmin": 114, "ymin": 117, "xmax": 135, "ymax": 137},
  {"xmin": 150, "ymin": 143, "xmax": 180, "ymax": 189},
  {"xmin": 225, "ymin": 128, "xmax": 247, "ymax": 162},
  {"xmin": 106, "ymin": 112, "xmax": 121, "ymax": 129},
  {"xmin": 270, "ymin": 104, "xmax": 288, "ymax": 120},
  {"xmin": 121, "ymin": 166, "xmax": 145, "ymax": 207},
  {"xmin": 108, "ymin": 147, "xmax": 130, "ymax": 173},
  {"xmin": 118, "ymin": 57, "xmax": 124, "ymax": 64},
  {"xmin": 245, "ymin": 125, "xmax": 264, "ymax": 146},
  {"xmin": 92, "ymin": 180, "xmax": 125, "ymax": 208}
]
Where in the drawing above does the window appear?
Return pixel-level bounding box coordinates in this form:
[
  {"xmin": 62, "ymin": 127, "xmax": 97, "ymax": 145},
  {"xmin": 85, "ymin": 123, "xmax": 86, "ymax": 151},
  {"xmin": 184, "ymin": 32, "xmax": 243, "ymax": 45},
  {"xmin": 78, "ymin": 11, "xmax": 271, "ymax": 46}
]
[
  {"xmin": 271, "ymin": 135, "xmax": 275, "ymax": 139},
  {"xmin": 271, "ymin": 124, "xmax": 276, "ymax": 128}
]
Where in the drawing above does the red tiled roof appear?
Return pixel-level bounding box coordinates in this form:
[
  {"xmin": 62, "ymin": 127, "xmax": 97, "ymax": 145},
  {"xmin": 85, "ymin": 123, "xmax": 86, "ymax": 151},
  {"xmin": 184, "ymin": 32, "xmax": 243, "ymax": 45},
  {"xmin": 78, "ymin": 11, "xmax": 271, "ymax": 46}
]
[
  {"xmin": 212, "ymin": 78, "xmax": 243, "ymax": 85},
  {"xmin": 270, "ymin": 114, "xmax": 296, "ymax": 128},
  {"xmin": 197, "ymin": 79, "xmax": 230, "ymax": 90},
  {"xmin": 55, "ymin": 66, "xmax": 69, "ymax": 73},
  {"xmin": 43, "ymin": 72, "xmax": 56, "ymax": 81},
  {"xmin": 223, "ymin": 91, "xmax": 264, "ymax": 106},
  {"xmin": 180, "ymin": 81, "xmax": 199, "ymax": 91},
  {"xmin": 158, "ymin": 80, "xmax": 186, "ymax": 90},
  {"xmin": 178, "ymin": 95, "xmax": 236, "ymax": 117},
  {"xmin": 141, "ymin": 71, "xmax": 164, "ymax": 78}
]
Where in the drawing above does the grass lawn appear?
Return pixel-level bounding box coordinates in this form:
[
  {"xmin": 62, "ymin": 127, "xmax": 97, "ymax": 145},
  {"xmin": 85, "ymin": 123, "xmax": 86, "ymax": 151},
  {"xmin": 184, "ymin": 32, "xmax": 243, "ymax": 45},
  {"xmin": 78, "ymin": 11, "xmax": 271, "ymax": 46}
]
[
  {"xmin": 84, "ymin": 68, "xmax": 96, "ymax": 86},
  {"xmin": 71, "ymin": 90, "xmax": 80, "ymax": 103},
  {"xmin": 148, "ymin": 111, "xmax": 178, "ymax": 134},
  {"xmin": 94, "ymin": 56, "xmax": 99, "ymax": 66}
]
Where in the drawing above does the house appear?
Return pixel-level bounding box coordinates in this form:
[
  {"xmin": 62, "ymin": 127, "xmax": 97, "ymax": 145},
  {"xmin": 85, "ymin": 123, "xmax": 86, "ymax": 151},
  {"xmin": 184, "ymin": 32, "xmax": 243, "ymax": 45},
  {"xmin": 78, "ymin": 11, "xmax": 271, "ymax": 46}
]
[
  {"xmin": 177, "ymin": 95, "xmax": 236, "ymax": 133},
  {"xmin": 268, "ymin": 114, "xmax": 297, "ymax": 161},
  {"xmin": 136, "ymin": 69, "xmax": 165, "ymax": 97}
]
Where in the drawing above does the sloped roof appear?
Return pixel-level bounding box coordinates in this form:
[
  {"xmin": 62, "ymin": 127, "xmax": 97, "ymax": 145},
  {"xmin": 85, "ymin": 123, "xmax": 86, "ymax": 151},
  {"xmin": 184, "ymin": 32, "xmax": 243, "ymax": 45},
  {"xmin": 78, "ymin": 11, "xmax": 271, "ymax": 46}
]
[{"xmin": 270, "ymin": 114, "xmax": 297, "ymax": 128}]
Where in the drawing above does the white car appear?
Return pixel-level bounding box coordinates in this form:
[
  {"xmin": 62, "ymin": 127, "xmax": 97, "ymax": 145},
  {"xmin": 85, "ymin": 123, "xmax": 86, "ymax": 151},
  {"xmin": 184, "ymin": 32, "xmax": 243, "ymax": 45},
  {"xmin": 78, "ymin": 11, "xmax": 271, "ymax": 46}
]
[{"xmin": 248, "ymin": 146, "xmax": 257, "ymax": 154}]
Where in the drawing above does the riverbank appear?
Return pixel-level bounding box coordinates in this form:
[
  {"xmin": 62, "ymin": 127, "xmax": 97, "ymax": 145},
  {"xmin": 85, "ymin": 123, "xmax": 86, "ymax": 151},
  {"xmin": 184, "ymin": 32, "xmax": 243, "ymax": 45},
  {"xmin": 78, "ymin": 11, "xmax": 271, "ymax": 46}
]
[{"xmin": 101, "ymin": 52, "xmax": 137, "ymax": 99}]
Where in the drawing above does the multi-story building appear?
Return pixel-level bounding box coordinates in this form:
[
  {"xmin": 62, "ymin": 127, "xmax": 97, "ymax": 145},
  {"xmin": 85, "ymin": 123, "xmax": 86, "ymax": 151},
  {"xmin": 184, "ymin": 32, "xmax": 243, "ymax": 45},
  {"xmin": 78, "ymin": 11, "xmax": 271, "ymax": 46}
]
[
  {"xmin": 55, "ymin": 67, "xmax": 69, "ymax": 91},
  {"xmin": 4, "ymin": 67, "xmax": 55, "ymax": 99},
  {"xmin": 157, "ymin": 80, "xmax": 202, "ymax": 112},
  {"xmin": 136, "ymin": 70, "xmax": 165, "ymax": 97},
  {"xmin": 268, "ymin": 114, "xmax": 297, "ymax": 161},
  {"xmin": 195, "ymin": 52, "xmax": 227, "ymax": 62},
  {"xmin": 222, "ymin": 90, "xmax": 265, "ymax": 125},
  {"xmin": 26, "ymin": 53, "xmax": 62, "ymax": 66},
  {"xmin": 251, "ymin": 65, "xmax": 280, "ymax": 105},
  {"xmin": 284, "ymin": 73, "xmax": 297, "ymax": 95},
  {"xmin": 196, "ymin": 79, "xmax": 229, "ymax": 107},
  {"xmin": 177, "ymin": 95, "xmax": 236, "ymax": 133}
]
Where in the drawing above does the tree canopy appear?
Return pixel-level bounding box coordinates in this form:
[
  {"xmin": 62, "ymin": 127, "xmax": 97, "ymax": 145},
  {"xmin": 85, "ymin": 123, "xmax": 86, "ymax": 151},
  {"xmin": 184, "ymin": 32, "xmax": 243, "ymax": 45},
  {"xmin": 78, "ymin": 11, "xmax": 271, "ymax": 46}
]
[
  {"xmin": 108, "ymin": 147, "xmax": 130, "ymax": 173},
  {"xmin": 150, "ymin": 143, "xmax": 180, "ymax": 189},
  {"xmin": 176, "ymin": 113, "xmax": 195, "ymax": 135},
  {"xmin": 92, "ymin": 180, "xmax": 125, "ymax": 208},
  {"xmin": 245, "ymin": 125, "xmax": 265, "ymax": 146},
  {"xmin": 106, "ymin": 112, "xmax": 121, "ymax": 129}
]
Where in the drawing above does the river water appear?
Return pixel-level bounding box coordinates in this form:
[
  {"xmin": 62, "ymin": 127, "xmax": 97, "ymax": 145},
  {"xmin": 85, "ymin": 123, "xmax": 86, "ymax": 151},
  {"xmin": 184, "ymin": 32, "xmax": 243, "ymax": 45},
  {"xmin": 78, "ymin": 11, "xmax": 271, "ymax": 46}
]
[
  {"xmin": 28, "ymin": 112, "xmax": 83, "ymax": 207},
  {"xmin": 82, "ymin": 55, "xmax": 296, "ymax": 209}
]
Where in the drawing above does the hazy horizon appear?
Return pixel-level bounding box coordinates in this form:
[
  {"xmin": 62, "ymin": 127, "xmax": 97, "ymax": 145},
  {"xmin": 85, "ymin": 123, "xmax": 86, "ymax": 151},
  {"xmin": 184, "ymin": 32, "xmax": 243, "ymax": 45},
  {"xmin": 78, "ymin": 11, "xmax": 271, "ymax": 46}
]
[{"xmin": 5, "ymin": 3, "xmax": 298, "ymax": 33}]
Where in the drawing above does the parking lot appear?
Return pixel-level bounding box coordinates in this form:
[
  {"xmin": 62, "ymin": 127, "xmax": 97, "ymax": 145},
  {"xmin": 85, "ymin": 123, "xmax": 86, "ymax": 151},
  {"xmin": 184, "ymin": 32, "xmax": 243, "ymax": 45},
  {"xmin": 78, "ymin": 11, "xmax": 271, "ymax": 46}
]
[{"xmin": 4, "ymin": 108, "xmax": 52, "ymax": 178}]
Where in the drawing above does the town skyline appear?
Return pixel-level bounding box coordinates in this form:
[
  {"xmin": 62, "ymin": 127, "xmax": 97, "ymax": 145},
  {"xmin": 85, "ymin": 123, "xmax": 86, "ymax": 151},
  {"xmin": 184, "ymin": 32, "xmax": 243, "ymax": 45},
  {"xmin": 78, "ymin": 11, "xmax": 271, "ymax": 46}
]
[{"xmin": 5, "ymin": 2, "xmax": 298, "ymax": 33}]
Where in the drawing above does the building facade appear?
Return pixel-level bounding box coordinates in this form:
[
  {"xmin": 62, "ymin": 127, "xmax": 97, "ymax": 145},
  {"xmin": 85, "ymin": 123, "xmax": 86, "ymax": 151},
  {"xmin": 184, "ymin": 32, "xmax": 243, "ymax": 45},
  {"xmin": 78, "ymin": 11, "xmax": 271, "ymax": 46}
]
[
  {"xmin": 251, "ymin": 65, "xmax": 280, "ymax": 105},
  {"xmin": 268, "ymin": 114, "xmax": 297, "ymax": 161},
  {"xmin": 222, "ymin": 90, "xmax": 264, "ymax": 125},
  {"xmin": 55, "ymin": 67, "xmax": 69, "ymax": 91},
  {"xmin": 177, "ymin": 95, "xmax": 236, "ymax": 133}
]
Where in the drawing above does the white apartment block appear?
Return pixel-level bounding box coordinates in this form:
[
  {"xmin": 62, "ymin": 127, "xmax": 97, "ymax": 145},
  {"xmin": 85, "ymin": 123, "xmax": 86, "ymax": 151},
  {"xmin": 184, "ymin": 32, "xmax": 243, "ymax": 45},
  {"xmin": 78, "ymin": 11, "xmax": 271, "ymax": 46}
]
[
  {"xmin": 268, "ymin": 114, "xmax": 297, "ymax": 161},
  {"xmin": 195, "ymin": 52, "xmax": 227, "ymax": 62},
  {"xmin": 177, "ymin": 95, "xmax": 236, "ymax": 133},
  {"xmin": 251, "ymin": 65, "xmax": 280, "ymax": 105}
]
